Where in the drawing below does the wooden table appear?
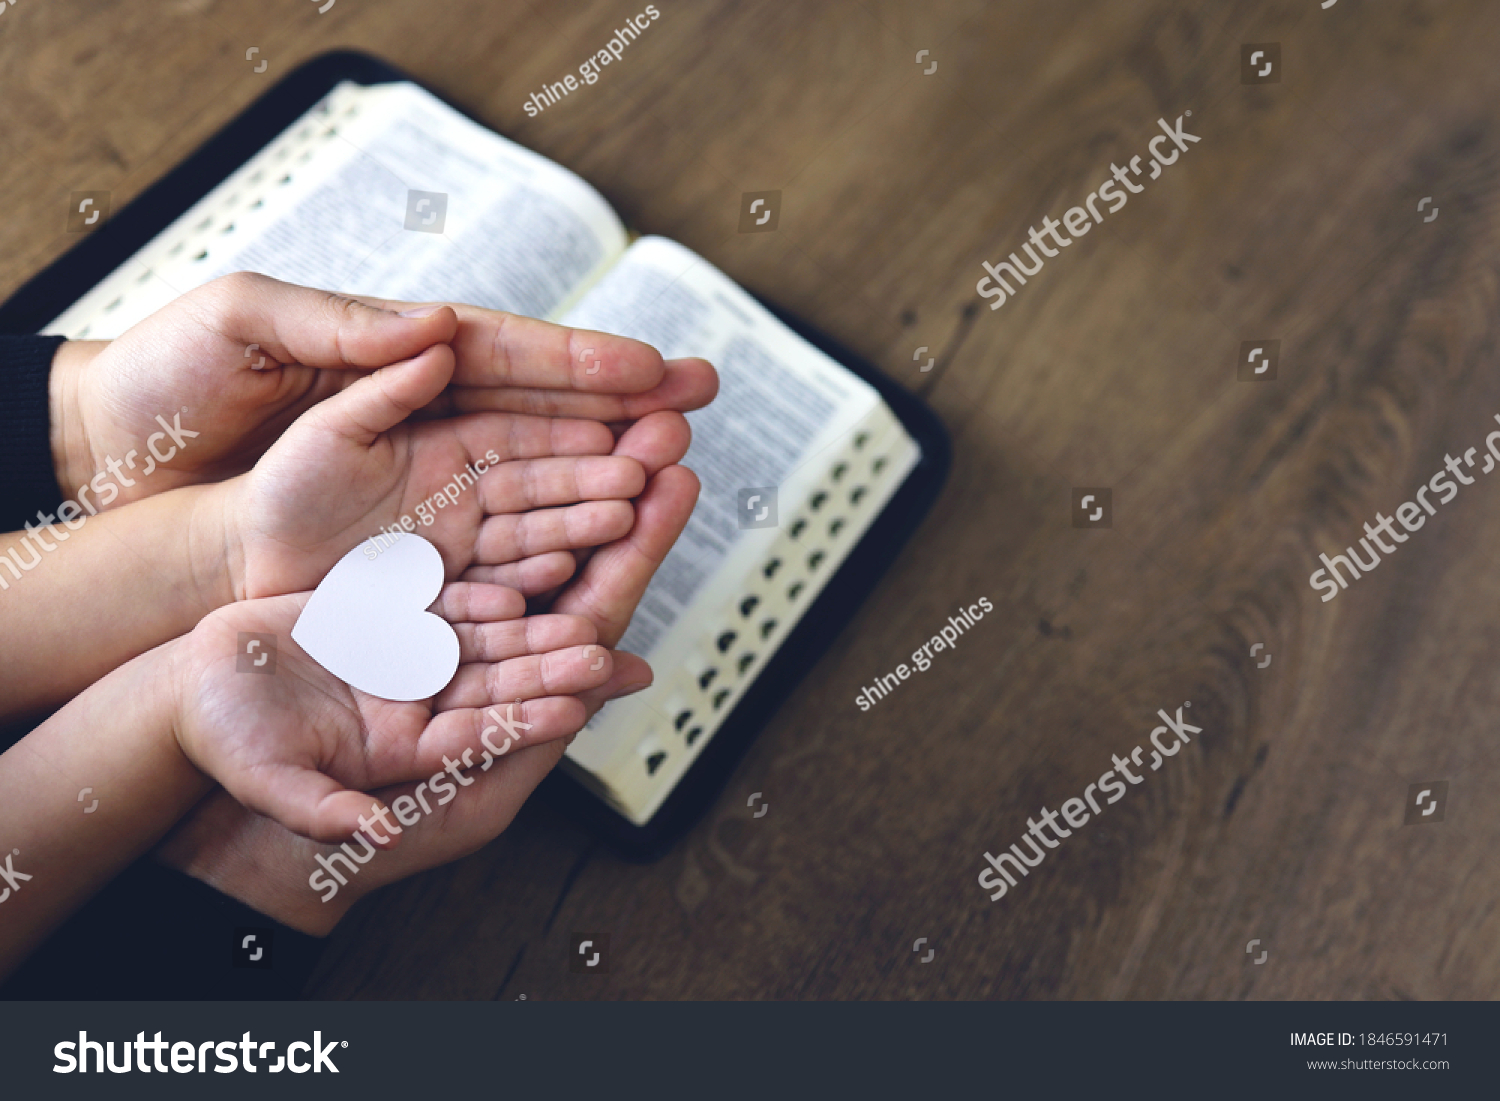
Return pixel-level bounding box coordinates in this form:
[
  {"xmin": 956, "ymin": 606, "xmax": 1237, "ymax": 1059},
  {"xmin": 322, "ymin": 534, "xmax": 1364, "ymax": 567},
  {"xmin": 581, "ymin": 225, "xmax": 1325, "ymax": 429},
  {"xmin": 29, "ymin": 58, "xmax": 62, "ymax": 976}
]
[{"xmin": 5, "ymin": 0, "xmax": 1497, "ymax": 1000}]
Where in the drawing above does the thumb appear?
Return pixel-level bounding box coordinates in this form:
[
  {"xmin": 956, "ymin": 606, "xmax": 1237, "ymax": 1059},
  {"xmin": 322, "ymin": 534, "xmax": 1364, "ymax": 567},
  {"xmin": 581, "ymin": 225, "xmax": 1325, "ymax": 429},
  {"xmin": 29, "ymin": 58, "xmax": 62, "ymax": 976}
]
[
  {"xmin": 228, "ymin": 762, "xmax": 398, "ymax": 848},
  {"xmin": 309, "ymin": 344, "xmax": 455, "ymax": 444},
  {"xmin": 196, "ymin": 272, "xmax": 458, "ymax": 370}
]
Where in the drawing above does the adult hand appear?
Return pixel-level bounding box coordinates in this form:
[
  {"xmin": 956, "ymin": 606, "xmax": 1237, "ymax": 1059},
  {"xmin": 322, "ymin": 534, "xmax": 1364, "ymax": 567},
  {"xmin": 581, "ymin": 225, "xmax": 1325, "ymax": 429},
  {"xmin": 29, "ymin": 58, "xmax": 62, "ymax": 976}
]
[{"xmin": 216, "ymin": 344, "xmax": 648, "ymax": 601}]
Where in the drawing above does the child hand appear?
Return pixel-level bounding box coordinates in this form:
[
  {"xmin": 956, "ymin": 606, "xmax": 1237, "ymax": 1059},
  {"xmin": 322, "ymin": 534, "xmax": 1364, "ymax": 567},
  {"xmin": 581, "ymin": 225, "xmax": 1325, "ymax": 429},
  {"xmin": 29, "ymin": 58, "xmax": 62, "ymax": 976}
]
[
  {"xmin": 169, "ymin": 580, "xmax": 614, "ymax": 844},
  {"xmin": 218, "ymin": 342, "xmax": 648, "ymax": 601}
]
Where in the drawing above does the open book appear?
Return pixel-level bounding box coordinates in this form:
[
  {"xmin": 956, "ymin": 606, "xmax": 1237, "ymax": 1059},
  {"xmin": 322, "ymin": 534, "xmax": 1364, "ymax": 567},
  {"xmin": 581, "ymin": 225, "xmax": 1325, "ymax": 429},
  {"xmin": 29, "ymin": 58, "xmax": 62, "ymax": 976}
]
[{"xmin": 43, "ymin": 79, "xmax": 923, "ymax": 829}]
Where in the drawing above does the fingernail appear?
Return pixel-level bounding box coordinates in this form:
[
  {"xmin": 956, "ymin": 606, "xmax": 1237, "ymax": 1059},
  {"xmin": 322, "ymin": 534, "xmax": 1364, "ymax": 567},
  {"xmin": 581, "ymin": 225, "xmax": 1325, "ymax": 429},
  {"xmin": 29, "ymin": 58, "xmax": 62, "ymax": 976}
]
[
  {"xmin": 608, "ymin": 681, "xmax": 651, "ymax": 700},
  {"xmin": 398, "ymin": 304, "xmax": 443, "ymax": 318}
]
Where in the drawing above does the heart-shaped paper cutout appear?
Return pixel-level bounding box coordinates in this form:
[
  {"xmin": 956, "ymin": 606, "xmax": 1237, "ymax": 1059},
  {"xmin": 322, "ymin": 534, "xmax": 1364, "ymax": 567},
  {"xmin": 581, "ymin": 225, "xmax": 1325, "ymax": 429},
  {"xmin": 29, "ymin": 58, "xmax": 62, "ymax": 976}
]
[{"xmin": 291, "ymin": 533, "xmax": 459, "ymax": 702}]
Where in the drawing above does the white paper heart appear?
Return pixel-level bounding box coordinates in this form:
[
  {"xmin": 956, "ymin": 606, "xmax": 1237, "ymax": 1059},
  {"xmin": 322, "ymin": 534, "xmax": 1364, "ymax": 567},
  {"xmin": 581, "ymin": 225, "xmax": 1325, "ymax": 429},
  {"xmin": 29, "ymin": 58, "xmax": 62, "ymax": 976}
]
[{"xmin": 291, "ymin": 533, "xmax": 459, "ymax": 702}]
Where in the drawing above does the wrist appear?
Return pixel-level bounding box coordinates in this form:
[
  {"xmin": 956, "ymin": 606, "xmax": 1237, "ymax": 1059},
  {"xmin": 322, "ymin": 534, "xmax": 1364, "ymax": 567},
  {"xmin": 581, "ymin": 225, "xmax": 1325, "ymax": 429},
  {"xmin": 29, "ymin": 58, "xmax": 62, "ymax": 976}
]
[
  {"xmin": 188, "ymin": 476, "xmax": 249, "ymax": 606},
  {"xmin": 156, "ymin": 793, "xmax": 360, "ymax": 936},
  {"xmin": 47, "ymin": 340, "xmax": 107, "ymax": 499},
  {"xmin": 55, "ymin": 635, "xmax": 213, "ymax": 828},
  {"xmin": 155, "ymin": 617, "xmax": 359, "ymax": 936},
  {"xmin": 156, "ymin": 631, "xmax": 209, "ymax": 783}
]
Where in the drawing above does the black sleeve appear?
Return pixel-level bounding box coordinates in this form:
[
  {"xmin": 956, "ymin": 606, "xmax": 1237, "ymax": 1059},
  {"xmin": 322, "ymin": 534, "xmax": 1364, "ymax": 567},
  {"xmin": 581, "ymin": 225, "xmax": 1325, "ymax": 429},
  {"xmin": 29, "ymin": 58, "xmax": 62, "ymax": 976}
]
[
  {"xmin": 0, "ymin": 857, "xmax": 330, "ymax": 1001},
  {"xmin": 0, "ymin": 334, "xmax": 67, "ymax": 532}
]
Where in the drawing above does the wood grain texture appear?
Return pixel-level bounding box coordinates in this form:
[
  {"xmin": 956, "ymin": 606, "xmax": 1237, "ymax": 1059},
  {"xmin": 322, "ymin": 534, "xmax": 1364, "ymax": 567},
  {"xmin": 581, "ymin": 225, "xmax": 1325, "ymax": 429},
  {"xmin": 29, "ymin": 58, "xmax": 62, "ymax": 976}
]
[{"xmin": 5, "ymin": 0, "xmax": 1499, "ymax": 1000}]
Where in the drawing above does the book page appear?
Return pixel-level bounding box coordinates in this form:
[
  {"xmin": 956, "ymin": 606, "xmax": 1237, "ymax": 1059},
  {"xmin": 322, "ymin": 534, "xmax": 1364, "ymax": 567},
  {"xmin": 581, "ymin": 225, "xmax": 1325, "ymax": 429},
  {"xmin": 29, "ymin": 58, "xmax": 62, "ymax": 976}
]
[
  {"xmin": 46, "ymin": 81, "xmax": 628, "ymax": 338},
  {"xmin": 559, "ymin": 236, "xmax": 876, "ymax": 659}
]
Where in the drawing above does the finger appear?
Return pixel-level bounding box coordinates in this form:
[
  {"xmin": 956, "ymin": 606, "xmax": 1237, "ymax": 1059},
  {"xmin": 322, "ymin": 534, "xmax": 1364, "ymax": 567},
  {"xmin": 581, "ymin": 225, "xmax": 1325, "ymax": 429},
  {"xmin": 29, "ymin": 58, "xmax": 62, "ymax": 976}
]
[
  {"xmin": 607, "ymin": 410, "xmax": 693, "ymax": 477},
  {"xmin": 549, "ymin": 464, "xmax": 701, "ymax": 648},
  {"xmin": 442, "ymin": 358, "xmax": 719, "ymax": 419},
  {"xmin": 452, "ymin": 612, "xmax": 598, "ymax": 665},
  {"xmin": 308, "ymin": 344, "xmax": 455, "ymax": 445},
  {"xmin": 474, "ymin": 500, "xmax": 634, "ymax": 565},
  {"xmin": 427, "ymin": 582, "xmax": 527, "ymax": 624},
  {"xmin": 461, "ymin": 550, "xmax": 577, "ymax": 594},
  {"xmin": 359, "ymin": 739, "xmax": 572, "ymax": 872},
  {"xmin": 199, "ymin": 272, "xmax": 458, "ymax": 371},
  {"xmin": 345, "ymin": 296, "xmax": 672, "ymax": 393},
  {"xmin": 407, "ymin": 696, "xmax": 589, "ymax": 776},
  {"xmin": 228, "ymin": 763, "xmax": 393, "ymax": 847},
  {"xmin": 445, "ymin": 411, "xmax": 618, "ymax": 464},
  {"xmin": 435, "ymin": 643, "xmax": 615, "ymax": 711},
  {"xmin": 522, "ymin": 412, "xmax": 688, "ymax": 607},
  {"xmin": 572, "ymin": 651, "xmax": 655, "ymax": 726},
  {"xmin": 479, "ymin": 455, "xmax": 645, "ymax": 513}
]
